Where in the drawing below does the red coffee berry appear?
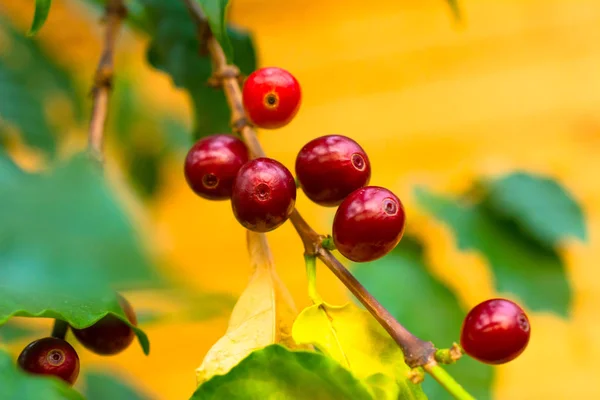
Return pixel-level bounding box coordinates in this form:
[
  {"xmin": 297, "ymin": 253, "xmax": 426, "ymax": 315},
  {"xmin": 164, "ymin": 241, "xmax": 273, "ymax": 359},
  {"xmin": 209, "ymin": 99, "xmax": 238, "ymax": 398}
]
[
  {"xmin": 231, "ymin": 158, "xmax": 296, "ymax": 232},
  {"xmin": 242, "ymin": 67, "xmax": 302, "ymax": 129},
  {"xmin": 295, "ymin": 135, "xmax": 371, "ymax": 206},
  {"xmin": 332, "ymin": 186, "xmax": 406, "ymax": 262},
  {"xmin": 460, "ymin": 298, "xmax": 531, "ymax": 365},
  {"xmin": 184, "ymin": 134, "xmax": 249, "ymax": 200},
  {"xmin": 71, "ymin": 294, "xmax": 137, "ymax": 356},
  {"xmin": 17, "ymin": 337, "xmax": 80, "ymax": 385}
]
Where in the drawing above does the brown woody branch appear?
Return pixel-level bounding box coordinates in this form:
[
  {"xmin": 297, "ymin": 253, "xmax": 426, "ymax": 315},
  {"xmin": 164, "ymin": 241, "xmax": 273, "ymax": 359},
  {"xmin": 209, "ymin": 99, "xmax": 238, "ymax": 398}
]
[
  {"xmin": 88, "ymin": 0, "xmax": 126, "ymax": 163},
  {"xmin": 181, "ymin": 0, "xmax": 435, "ymax": 369}
]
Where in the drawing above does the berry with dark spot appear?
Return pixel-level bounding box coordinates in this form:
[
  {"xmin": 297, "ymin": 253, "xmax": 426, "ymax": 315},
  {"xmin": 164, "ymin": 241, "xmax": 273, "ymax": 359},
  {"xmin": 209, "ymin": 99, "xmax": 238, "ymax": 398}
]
[
  {"xmin": 332, "ymin": 186, "xmax": 406, "ymax": 262},
  {"xmin": 295, "ymin": 135, "xmax": 371, "ymax": 206},
  {"xmin": 184, "ymin": 134, "xmax": 249, "ymax": 200},
  {"xmin": 71, "ymin": 294, "xmax": 137, "ymax": 356},
  {"xmin": 17, "ymin": 337, "xmax": 80, "ymax": 385},
  {"xmin": 242, "ymin": 67, "xmax": 302, "ymax": 129},
  {"xmin": 460, "ymin": 298, "xmax": 531, "ymax": 364},
  {"xmin": 231, "ymin": 157, "xmax": 296, "ymax": 232}
]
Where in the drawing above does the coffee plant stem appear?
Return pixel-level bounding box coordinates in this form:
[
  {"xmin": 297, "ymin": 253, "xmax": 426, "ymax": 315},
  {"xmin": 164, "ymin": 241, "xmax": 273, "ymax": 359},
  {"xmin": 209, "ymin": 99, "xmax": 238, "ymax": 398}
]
[
  {"xmin": 50, "ymin": 319, "xmax": 69, "ymax": 340},
  {"xmin": 88, "ymin": 0, "xmax": 126, "ymax": 163},
  {"xmin": 424, "ymin": 362, "xmax": 475, "ymax": 400},
  {"xmin": 182, "ymin": 2, "xmax": 475, "ymax": 398}
]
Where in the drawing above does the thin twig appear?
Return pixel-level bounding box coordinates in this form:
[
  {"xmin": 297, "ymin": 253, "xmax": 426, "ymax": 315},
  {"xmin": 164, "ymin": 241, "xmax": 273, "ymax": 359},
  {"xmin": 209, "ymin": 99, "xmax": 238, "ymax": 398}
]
[
  {"xmin": 88, "ymin": 0, "xmax": 127, "ymax": 163},
  {"xmin": 50, "ymin": 319, "xmax": 69, "ymax": 339}
]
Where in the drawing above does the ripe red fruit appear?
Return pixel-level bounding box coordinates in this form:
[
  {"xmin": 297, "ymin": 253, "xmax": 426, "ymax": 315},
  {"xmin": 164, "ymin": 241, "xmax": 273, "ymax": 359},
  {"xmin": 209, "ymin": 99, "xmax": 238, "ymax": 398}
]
[
  {"xmin": 71, "ymin": 294, "xmax": 137, "ymax": 356},
  {"xmin": 17, "ymin": 337, "xmax": 80, "ymax": 385},
  {"xmin": 332, "ymin": 186, "xmax": 406, "ymax": 262},
  {"xmin": 242, "ymin": 67, "xmax": 301, "ymax": 129},
  {"xmin": 184, "ymin": 134, "xmax": 249, "ymax": 200},
  {"xmin": 460, "ymin": 298, "xmax": 531, "ymax": 365},
  {"xmin": 295, "ymin": 135, "xmax": 371, "ymax": 206},
  {"xmin": 231, "ymin": 158, "xmax": 296, "ymax": 232}
]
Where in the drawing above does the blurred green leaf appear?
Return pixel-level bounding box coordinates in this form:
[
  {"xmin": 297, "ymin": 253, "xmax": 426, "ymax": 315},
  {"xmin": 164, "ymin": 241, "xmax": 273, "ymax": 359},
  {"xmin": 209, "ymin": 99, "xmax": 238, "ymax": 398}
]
[
  {"xmin": 0, "ymin": 320, "xmax": 44, "ymax": 342},
  {"xmin": 28, "ymin": 0, "xmax": 52, "ymax": 36},
  {"xmin": 192, "ymin": 344, "xmax": 374, "ymax": 400},
  {"xmin": 0, "ymin": 17, "xmax": 82, "ymax": 155},
  {"xmin": 196, "ymin": 0, "xmax": 233, "ymax": 62},
  {"xmin": 481, "ymin": 172, "xmax": 587, "ymax": 248},
  {"xmin": 0, "ymin": 349, "xmax": 84, "ymax": 400},
  {"xmin": 137, "ymin": 0, "xmax": 257, "ymax": 139},
  {"xmin": 415, "ymin": 186, "xmax": 571, "ymax": 317},
  {"xmin": 445, "ymin": 0, "xmax": 461, "ymax": 21},
  {"xmin": 0, "ymin": 152, "xmax": 163, "ymax": 354},
  {"xmin": 84, "ymin": 370, "xmax": 154, "ymax": 400},
  {"xmin": 352, "ymin": 237, "xmax": 493, "ymax": 400}
]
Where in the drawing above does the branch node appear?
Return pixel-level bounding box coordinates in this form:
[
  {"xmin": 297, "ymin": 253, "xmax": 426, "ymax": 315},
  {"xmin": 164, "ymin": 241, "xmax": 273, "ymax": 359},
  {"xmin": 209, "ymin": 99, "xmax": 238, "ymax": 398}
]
[
  {"xmin": 208, "ymin": 65, "xmax": 241, "ymax": 88},
  {"xmin": 232, "ymin": 116, "xmax": 252, "ymax": 133}
]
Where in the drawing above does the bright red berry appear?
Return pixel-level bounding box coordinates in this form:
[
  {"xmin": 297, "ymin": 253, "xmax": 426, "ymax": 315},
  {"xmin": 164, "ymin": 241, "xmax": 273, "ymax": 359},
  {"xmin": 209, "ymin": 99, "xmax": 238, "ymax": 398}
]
[
  {"xmin": 460, "ymin": 298, "xmax": 531, "ymax": 365},
  {"xmin": 71, "ymin": 294, "xmax": 137, "ymax": 356},
  {"xmin": 184, "ymin": 134, "xmax": 249, "ymax": 200},
  {"xmin": 17, "ymin": 337, "xmax": 80, "ymax": 385},
  {"xmin": 242, "ymin": 67, "xmax": 301, "ymax": 129},
  {"xmin": 295, "ymin": 135, "xmax": 371, "ymax": 206},
  {"xmin": 332, "ymin": 186, "xmax": 405, "ymax": 262},
  {"xmin": 231, "ymin": 158, "xmax": 296, "ymax": 232}
]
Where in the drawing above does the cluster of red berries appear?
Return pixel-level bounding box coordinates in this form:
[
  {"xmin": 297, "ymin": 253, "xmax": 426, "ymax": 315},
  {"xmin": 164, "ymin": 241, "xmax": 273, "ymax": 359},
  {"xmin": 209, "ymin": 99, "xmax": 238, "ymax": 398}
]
[
  {"xmin": 185, "ymin": 67, "xmax": 531, "ymax": 366},
  {"xmin": 185, "ymin": 66, "xmax": 406, "ymax": 263},
  {"xmin": 16, "ymin": 294, "xmax": 138, "ymax": 386}
]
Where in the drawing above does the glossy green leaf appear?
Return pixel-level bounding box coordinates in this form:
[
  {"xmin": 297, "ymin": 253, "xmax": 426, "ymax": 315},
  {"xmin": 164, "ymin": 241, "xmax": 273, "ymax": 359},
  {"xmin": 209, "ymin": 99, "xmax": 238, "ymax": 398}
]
[
  {"xmin": 0, "ymin": 349, "xmax": 84, "ymax": 399},
  {"xmin": 481, "ymin": 172, "xmax": 587, "ymax": 248},
  {"xmin": 196, "ymin": 0, "xmax": 233, "ymax": 62},
  {"xmin": 28, "ymin": 0, "xmax": 52, "ymax": 36},
  {"xmin": 0, "ymin": 18, "xmax": 82, "ymax": 155},
  {"xmin": 84, "ymin": 370, "xmax": 153, "ymax": 400},
  {"xmin": 136, "ymin": 0, "xmax": 257, "ymax": 139},
  {"xmin": 292, "ymin": 303, "xmax": 426, "ymax": 400},
  {"xmin": 352, "ymin": 237, "xmax": 493, "ymax": 400},
  {"xmin": 415, "ymin": 186, "xmax": 572, "ymax": 317},
  {"xmin": 0, "ymin": 153, "xmax": 159, "ymax": 354},
  {"xmin": 192, "ymin": 344, "xmax": 374, "ymax": 400}
]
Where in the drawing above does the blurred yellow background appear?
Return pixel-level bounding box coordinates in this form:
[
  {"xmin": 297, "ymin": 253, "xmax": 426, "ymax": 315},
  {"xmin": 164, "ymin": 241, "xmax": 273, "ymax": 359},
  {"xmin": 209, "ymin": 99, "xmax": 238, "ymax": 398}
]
[{"xmin": 2, "ymin": 0, "xmax": 600, "ymax": 399}]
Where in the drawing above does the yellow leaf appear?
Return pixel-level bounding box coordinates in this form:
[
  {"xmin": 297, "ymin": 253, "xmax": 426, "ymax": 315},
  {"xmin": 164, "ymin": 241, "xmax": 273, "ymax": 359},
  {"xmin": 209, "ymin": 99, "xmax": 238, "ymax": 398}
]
[
  {"xmin": 195, "ymin": 231, "xmax": 299, "ymax": 384},
  {"xmin": 292, "ymin": 303, "xmax": 426, "ymax": 400}
]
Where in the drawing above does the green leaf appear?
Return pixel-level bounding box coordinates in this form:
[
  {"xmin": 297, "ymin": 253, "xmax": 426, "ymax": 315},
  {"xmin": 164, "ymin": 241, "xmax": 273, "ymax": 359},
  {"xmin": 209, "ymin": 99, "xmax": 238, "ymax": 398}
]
[
  {"xmin": 0, "ymin": 17, "xmax": 83, "ymax": 155},
  {"xmin": 0, "ymin": 153, "xmax": 160, "ymax": 354},
  {"xmin": 352, "ymin": 237, "xmax": 494, "ymax": 400},
  {"xmin": 415, "ymin": 186, "xmax": 572, "ymax": 317},
  {"xmin": 0, "ymin": 320, "xmax": 44, "ymax": 342},
  {"xmin": 196, "ymin": 0, "xmax": 233, "ymax": 62},
  {"xmin": 84, "ymin": 370, "xmax": 153, "ymax": 400},
  {"xmin": 481, "ymin": 172, "xmax": 587, "ymax": 248},
  {"xmin": 136, "ymin": 0, "xmax": 257, "ymax": 139},
  {"xmin": 28, "ymin": 0, "xmax": 52, "ymax": 36},
  {"xmin": 0, "ymin": 349, "xmax": 84, "ymax": 399},
  {"xmin": 192, "ymin": 344, "xmax": 374, "ymax": 400},
  {"xmin": 292, "ymin": 303, "xmax": 426, "ymax": 400}
]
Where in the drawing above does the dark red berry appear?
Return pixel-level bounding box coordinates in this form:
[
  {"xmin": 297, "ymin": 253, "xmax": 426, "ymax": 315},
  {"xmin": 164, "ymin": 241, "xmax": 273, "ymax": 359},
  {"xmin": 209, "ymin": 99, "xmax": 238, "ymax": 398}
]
[
  {"xmin": 242, "ymin": 67, "xmax": 301, "ymax": 129},
  {"xmin": 460, "ymin": 298, "xmax": 531, "ymax": 365},
  {"xmin": 295, "ymin": 135, "xmax": 371, "ymax": 206},
  {"xmin": 71, "ymin": 294, "xmax": 137, "ymax": 356},
  {"xmin": 332, "ymin": 186, "xmax": 406, "ymax": 262},
  {"xmin": 231, "ymin": 158, "xmax": 296, "ymax": 232},
  {"xmin": 17, "ymin": 337, "xmax": 80, "ymax": 385},
  {"xmin": 184, "ymin": 134, "xmax": 249, "ymax": 200}
]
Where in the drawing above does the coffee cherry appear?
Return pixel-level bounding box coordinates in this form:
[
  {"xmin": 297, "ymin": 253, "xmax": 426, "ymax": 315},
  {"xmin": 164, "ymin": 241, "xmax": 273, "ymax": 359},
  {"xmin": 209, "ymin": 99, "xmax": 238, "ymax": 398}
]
[
  {"xmin": 332, "ymin": 186, "xmax": 405, "ymax": 262},
  {"xmin": 17, "ymin": 337, "xmax": 80, "ymax": 385},
  {"xmin": 184, "ymin": 134, "xmax": 249, "ymax": 200},
  {"xmin": 71, "ymin": 294, "xmax": 137, "ymax": 356},
  {"xmin": 242, "ymin": 67, "xmax": 301, "ymax": 129},
  {"xmin": 295, "ymin": 135, "xmax": 371, "ymax": 206},
  {"xmin": 460, "ymin": 298, "xmax": 531, "ymax": 365},
  {"xmin": 231, "ymin": 158, "xmax": 296, "ymax": 232}
]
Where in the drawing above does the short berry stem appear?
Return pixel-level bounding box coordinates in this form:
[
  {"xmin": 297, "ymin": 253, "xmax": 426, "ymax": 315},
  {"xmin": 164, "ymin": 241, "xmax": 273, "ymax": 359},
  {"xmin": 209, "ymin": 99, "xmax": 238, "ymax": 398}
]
[
  {"xmin": 304, "ymin": 255, "xmax": 322, "ymax": 304},
  {"xmin": 435, "ymin": 343, "xmax": 463, "ymax": 364},
  {"xmin": 321, "ymin": 235, "xmax": 336, "ymax": 251},
  {"xmin": 181, "ymin": 2, "xmax": 474, "ymax": 398},
  {"xmin": 50, "ymin": 319, "xmax": 69, "ymax": 340}
]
